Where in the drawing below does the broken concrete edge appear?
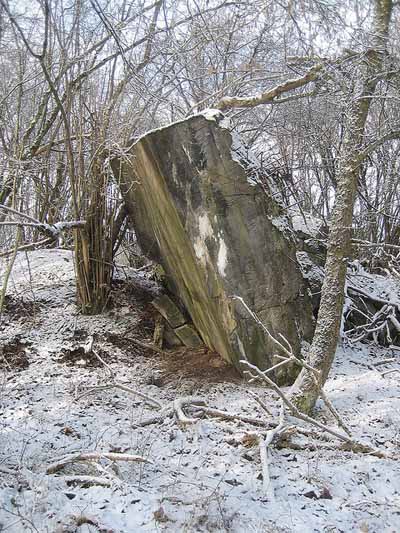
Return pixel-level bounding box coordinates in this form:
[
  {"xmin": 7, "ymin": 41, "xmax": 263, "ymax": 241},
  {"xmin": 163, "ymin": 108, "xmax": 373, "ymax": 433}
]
[
  {"xmin": 152, "ymin": 294, "xmax": 186, "ymax": 328},
  {"xmin": 174, "ymin": 324, "xmax": 204, "ymax": 349},
  {"xmin": 128, "ymin": 109, "xmax": 226, "ymax": 148},
  {"xmin": 151, "ymin": 294, "xmax": 205, "ymax": 350},
  {"xmin": 113, "ymin": 114, "xmax": 315, "ymax": 385},
  {"xmin": 115, "ymin": 108, "xmax": 296, "ymax": 243}
]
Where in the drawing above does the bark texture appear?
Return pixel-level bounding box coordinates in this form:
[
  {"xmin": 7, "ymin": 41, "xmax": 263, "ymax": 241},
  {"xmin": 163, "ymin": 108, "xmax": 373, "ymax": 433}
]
[{"xmin": 113, "ymin": 112, "xmax": 314, "ymax": 384}]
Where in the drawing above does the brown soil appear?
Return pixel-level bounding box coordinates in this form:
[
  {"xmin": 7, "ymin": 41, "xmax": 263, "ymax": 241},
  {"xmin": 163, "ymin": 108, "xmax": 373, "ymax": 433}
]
[
  {"xmin": 157, "ymin": 346, "xmax": 241, "ymax": 384},
  {"xmin": 0, "ymin": 337, "xmax": 31, "ymax": 371}
]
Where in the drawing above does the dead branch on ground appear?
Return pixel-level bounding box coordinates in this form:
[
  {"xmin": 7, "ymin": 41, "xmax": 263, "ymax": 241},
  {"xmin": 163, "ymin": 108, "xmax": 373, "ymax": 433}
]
[
  {"xmin": 46, "ymin": 451, "xmax": 152, "ymax": 475},
  {"xmin": 234, "ymin": 295, "xmax": 397, "ymax": 460}
]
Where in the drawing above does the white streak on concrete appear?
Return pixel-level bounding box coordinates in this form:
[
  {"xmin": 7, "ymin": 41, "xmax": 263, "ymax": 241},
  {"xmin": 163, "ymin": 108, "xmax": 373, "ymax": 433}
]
[{"xmin": 217, "ymin": 238, "xmax": 228, "ymax": 277}]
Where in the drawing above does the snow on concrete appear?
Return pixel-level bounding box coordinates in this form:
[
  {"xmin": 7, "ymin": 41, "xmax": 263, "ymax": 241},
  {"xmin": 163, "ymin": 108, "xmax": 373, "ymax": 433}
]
[
  {"xmin": 292, "ymin": 212, "xmax": 324, "ymax": 238},
  {"xmin": 0, "ymin": 250, "xmax": 399, "ymax": 532}
]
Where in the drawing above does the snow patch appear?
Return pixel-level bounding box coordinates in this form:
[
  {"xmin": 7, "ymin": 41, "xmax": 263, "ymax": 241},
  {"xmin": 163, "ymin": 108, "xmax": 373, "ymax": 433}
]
[
  {"xmin": 271, "ymin": 214, "xmax": 291, "ymax": 233},
  {"xmin": 229, "ymin": 131, "xmax": 260, "ymax": 187},
  {"xmin": 292, "ymin": 211, "xmax": 324, "ymax": 237},
  {"xmin": 296, "ymin": 251, "xmax": 324, "ymax": 286},
  {"xmin": 129, "ymin": 109, "xmax": 226, "ymax": 147},
  {"xmin": 2, "ymin": 251, "xmax": 400, "ymax": 533},
  {"xmin": 200, "ymin": 108, "xmax": 224, "ymax": 122}
]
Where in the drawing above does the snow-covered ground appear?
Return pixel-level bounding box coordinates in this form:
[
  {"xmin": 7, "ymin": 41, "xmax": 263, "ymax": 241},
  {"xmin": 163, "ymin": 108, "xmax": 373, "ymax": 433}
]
[{"xmin": 1, "ymin": 250, "xmax": 399, "ymax": 532}]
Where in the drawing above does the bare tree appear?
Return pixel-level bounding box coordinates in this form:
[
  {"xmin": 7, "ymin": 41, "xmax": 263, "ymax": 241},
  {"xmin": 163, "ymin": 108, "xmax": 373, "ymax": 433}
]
[
  {"xmin": 213, "ymin": 0, "xmax": 398, "ymax": 412},
  {"xmin": 1, "ymin": 0, "xmax": 400, "ymax": 395}
]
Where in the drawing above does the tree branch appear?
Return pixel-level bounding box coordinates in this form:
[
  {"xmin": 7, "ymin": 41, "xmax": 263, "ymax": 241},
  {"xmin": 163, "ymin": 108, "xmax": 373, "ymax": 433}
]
[{"xmin": 216, "ymin": 64, "xmax": 323, "ymax": 110}]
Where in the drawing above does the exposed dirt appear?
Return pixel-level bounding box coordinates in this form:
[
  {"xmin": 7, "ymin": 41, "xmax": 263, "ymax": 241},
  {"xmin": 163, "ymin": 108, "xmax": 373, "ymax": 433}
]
[
  {"xmin": 157, "ymin": 346, "xmax": 242, "ymax": 384},
  {"xmin": 0, "ymin": 336, "xmax": 31, "ymax": 371},
  {"xmin": 1, "ymin": 295, "xmax": 41, "ymax": 320},
  {"xmin": 55, "ymin": 346, "xmax": 110, "ymax": 368}
]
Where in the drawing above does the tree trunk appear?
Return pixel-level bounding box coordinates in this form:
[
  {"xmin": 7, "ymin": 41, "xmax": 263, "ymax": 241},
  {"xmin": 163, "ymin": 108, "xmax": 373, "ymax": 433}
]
[{"xmin": 290, "ymin": 0, "xmax": 393, "ymax": 413}]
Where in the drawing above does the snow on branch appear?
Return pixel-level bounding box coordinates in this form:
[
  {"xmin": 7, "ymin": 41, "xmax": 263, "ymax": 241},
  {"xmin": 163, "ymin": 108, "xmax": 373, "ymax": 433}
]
[
  {"xmin": 216, "ymin": 64, "xmax": 323, "ymax": 110},
  {"xmin": 46, "ymin": 451, "xmax": 152, "ymax": 475},
  {"xmin": 0, "ymin": 203, "xmax": 85, "ymax": 256}
]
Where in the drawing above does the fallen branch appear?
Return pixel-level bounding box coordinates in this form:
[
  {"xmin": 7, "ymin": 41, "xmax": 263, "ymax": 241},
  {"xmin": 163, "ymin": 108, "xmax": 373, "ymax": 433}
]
[
  {"xmin": 134, "ymin": 398, "xmax": 275, "ymax": 429},
  {"xmin": 194, "ymin": 405, "xmax": 274, "ymax": 427},
  {"xmin": 173, "ymin": 396, "xmax": 206, "ymax": 424},
  {"xmin": 241, "ymin": 359, "xmax": 393, "ymax": 458},
  {"xmin": 133, "ymin": 408, "xmax": 174, "ymax": 427},
  {"xmin": 46, "ymin": 451, "xmax": 152, "ymax": 474},
  {"xmin": 259, "ymin": 401, "xmax": 286, "ymax": 500},
  {"xmin": 381, "ymin": 368, "xmax": 400, "ymax": 377},
  {"xmin": 133, "ymin": 396, "xmax": 205, "ymax": 427}
]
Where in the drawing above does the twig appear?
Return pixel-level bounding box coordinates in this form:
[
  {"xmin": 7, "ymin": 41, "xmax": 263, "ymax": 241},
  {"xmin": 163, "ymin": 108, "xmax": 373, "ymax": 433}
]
[
  {"xmin": 125, "ymin": 336, "xmax": 168, "ymax": 355},
  {"xmin": 319, "ymin": 388, "xmax": 352, "ymax": 436},
  {"xmin": 173, "ymin": 396, "xmax": 206, "ymax": 424},
  {"xmin": 276, "ymin": 354, "xmax": 352, "ymax": 435},
  {"xmin": 232, "ymin": 295, "xmax": 293, "ymax": 358},
  {"xmin": 76, "ymin": 382, "xmax": 162, "ymax": 409},
  {"xmin": 259, "ymin": 401, "xmax": 285, "ymax": 500},
  {"xmin": 76, "ymin": 340, "xmax": 163, "ymax": 409},
  {"xmin": 234, "ymin": 295, "xmax": 352, "ymax": 436},
  {"xmin": 247, "ymin": 390, "xmax": 272, "ymax": 416},
  {"xmin": 372, "ymin": 358, "xmax": 396, "ymax": 366},
  {"xmin": 0, "ymin": 237, "xmax": 54, "ymax": 258}
]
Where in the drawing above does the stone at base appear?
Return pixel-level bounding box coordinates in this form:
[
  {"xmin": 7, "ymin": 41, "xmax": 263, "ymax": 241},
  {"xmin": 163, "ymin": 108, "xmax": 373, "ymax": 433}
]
[
  {"xmin": 174, "ymin": 325, "xmax": 204, "ymax": 348},
  {"xmin": 152, "ymin": 295, "xmax": 186, "ymax": 328}
]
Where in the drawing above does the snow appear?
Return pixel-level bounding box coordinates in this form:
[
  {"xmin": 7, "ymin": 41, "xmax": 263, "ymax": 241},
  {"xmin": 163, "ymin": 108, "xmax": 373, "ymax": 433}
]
[
  {"xmin": 292, "ymin": 212, "xmax": 324, "ymax": 238},
  {"xmin": 347, "ymin": 261, "xmax": 400, "ymax": 306},
  {"xmin": 297, "ymin": 251, "xmax": 325, "ymax": 288},
  {"xmin": 1, "ymin": 250, "xmax": 400, "ymax": 532},
  {"xmin": 229, "ymin": 130, "xmax": 260, "ymax": 187},
  {"xmin": 129, "ymin": 108, "xmax": 225, "ymax": 147},
  {"xmin": 201, "ymin": 108, "xmax": 224, "ymax": 122},
  {"xmin": 271, "ymin": 214, "xmax": 292, "ymax": 234}
]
